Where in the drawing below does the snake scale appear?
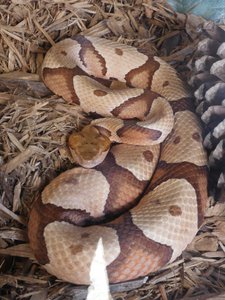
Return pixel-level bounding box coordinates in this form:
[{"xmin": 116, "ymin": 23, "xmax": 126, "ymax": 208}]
[{"xmin": 28, "ymin": 36, "xmax": 208, "ymax": 284}]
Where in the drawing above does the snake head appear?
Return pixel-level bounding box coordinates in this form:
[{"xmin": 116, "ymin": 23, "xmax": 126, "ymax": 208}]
[{"xmin": 68, "ymin": 125, "xmax": 111, "ymax": 168}]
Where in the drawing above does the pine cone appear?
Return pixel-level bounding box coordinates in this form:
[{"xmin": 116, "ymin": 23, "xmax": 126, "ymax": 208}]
[{"xmin": 188, "ymin": 21, "xmax": 225, "ymax": 195}]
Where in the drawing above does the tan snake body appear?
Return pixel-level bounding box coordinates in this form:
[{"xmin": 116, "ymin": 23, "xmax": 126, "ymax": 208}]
[{"xmin": 28, "ymin": 36, "xmax": 208, "ymax": 284}]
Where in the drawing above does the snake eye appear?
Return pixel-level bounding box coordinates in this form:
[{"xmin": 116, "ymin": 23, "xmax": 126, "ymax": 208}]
[{"xmin": 68, "ymin": 125, "xmax": 111, "ymax": 168}]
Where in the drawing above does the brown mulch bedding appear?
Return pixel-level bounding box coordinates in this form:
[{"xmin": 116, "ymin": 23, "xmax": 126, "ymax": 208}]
[{"xmin": 0, "ymin": 0, "xmax": 225, "ymax": 299}]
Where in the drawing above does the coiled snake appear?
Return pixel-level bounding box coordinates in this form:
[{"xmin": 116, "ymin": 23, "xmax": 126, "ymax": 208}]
[{"xmin": 28, "ymin": 36, "xmax": 208, "ymax": 284}]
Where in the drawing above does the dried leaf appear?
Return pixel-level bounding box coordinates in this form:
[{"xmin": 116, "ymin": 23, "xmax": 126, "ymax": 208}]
[
  {"xmin": 0, "ymin": 227, "xmax": 27, "ymax": 241},
  {"xmin": 188, "ymin": 233, "xmax": 218, "ymax": 252},
  {"xmin": 13, "ymin": 181, "xmax": 22, "ymax": 212},
  {"xmin": 213, "ymin": 221, "xmax": 225, "ymax": 244},
  {"xmin": 0, "ymin": 243, "xmax": 35, "ymax": 259},
  {"xmin": 0, "ymin": 203, "xmax": 26, "ymax": 225},
  {"xmin": 205, "ymin": 203, "xmax": 225, "ymax": 217},
  {"xmin": 0, "ymin": 146, "xmax": 46, "ymax": 174}
]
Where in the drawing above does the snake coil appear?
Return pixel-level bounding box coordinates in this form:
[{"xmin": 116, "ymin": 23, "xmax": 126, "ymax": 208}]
[{"xmin": 28, "ymin": 36, "xmax": 208, "ymax": 284}]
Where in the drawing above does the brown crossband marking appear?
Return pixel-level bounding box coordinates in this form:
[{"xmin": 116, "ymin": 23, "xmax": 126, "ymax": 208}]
[
  {"xmin": 28, "ymin": 195, "xmax": 95, "ymax": 266},
  {"xmin": 125, "ymin": 57, "xmax": 160, "ymax": 89},
  {"xmin": 96, "ymin": 153, "xmax": 148, "ymax": 214},
  {"xmin": 75, "ymin": 35, "xmax": 107, "ymax": 76},
  {"xmin": 111, "ymin": 90, "xmax": 158, "ymax": 119},
  {"xmin": 143, "ymin": 150, "xmax": 153, "ymax": 162},
  {"xmin": 169, "ymin": 205, "xmax": 182, "ymax": 216},
  {"xmin": 107, "ymin": 213, "xmax": 172, "ymax": 283},
  {"xmin": 42, "ymin": 66, "xmax": 90, "ymax": 104},
  {"xmin": 94, "ymin": 90, "xmax": 108, "ymax": 96},
  {"xmin": 192, "ymin": 132, "xmax": 201, "ymax": 142},
  {"xmin": 115, "ymin": 48, "xmax": 123, "ymax": 56},
  {"xmin": 117, "ymin": 122, "xmax": 162, "ymax": 141},
  {"xmin": 28, "ymin": 199, "xmax": 50, "ymax": 265}
]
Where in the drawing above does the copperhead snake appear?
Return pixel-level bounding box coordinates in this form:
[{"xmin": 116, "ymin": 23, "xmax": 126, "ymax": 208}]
[{"xmin": 28, "ymin": 36, "xmax": 208, "ymax": 285}]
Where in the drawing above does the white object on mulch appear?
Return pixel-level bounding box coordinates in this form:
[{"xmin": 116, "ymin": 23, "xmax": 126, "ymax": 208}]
[{"xmin": 86, "ymin": 238, "xmax": 113, "ymax": 300}]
